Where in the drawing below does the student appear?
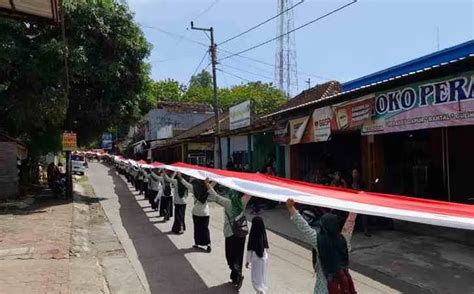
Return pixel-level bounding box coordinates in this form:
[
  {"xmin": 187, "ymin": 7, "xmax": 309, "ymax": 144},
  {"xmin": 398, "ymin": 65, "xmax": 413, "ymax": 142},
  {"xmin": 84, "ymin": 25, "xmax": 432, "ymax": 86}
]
[
  {"xmin": 166, "ymin": 172, "xmax": 188, "ymax": 234},
  {"xmin": 184, "ymin": 179, "xmax": 211, "ymax": 252},
  {"xmin": 205, "ymin": 179, "xmax": 250, "ymax": 290},
  {"xmin": 136, "ymin": 166, "xmax": 145, "ymax": 194},
  {"xmin": 246, "ymin": 216, "xmax": 269, "ymax": 294},
  {"xmin": 149, "ymin": 169, "xmax": 162, "ymax": 211},
  {"xmin": 160, "ymin": 170, "xmax": 174, "ymax": 221},
  {"xmin": 286, "ymin": 198, "xmax": 356, "ymax": 294},
  {"xmin": 142, "ymin": 168, "xmax": 150, "ymax": 199}
]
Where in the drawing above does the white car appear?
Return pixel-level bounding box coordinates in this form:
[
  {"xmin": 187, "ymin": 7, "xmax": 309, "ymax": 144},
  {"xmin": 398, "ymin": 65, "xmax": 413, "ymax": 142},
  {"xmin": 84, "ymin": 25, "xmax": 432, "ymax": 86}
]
[{"xmin": 71, "ymin": 154, "xmax": 87, "ymax": 175}]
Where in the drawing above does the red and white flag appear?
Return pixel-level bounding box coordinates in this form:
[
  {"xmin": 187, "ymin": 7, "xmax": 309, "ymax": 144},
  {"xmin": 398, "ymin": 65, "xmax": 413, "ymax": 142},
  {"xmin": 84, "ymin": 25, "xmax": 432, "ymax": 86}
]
[{"xmin": 157, "ymin": 162, "xmax": 474, "ymax": 231}]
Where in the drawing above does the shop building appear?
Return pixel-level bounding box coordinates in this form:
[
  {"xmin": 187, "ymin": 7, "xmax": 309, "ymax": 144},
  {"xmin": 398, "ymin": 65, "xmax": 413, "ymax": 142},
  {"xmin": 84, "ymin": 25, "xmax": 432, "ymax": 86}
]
[{"xmin": 265, "ymin": 40, "xmax": 474, "ymax": 204}]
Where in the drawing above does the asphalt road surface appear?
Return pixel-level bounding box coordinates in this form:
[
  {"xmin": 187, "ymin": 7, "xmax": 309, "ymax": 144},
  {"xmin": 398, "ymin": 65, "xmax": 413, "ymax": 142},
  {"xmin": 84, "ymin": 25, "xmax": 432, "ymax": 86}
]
[{"xmin": 86, "ymin": 163, "xmax": 403, "ymax": 294}]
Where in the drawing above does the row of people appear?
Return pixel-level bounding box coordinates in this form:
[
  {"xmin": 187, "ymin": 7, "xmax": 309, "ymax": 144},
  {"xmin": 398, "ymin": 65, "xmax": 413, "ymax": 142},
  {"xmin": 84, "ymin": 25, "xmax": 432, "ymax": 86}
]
[{"xmin": 115, "ymin": 161, "xmax": 356, "ymax": 294}]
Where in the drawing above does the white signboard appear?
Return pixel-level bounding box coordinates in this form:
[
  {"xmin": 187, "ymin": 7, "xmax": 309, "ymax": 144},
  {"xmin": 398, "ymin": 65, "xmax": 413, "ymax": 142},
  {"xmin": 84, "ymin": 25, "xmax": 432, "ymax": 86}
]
[
  {"xmin": 230, "ymin": 100, "xmax": 251, "ymax": 130},
  {"xmin": 312, "ymin": 106, "xmax": 332, "ymax": 142},
  {"xmin": 157, "ymin": 125, "xmax": 173, "ymax": 139}
]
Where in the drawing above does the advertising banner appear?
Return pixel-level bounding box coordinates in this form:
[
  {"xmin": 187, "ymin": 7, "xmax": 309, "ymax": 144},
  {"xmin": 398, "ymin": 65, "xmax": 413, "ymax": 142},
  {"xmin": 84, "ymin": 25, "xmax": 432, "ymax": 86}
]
[
  {"xmin": 332, "ymin": 95, "xmax": 373, "ymax": 131},
  {"xmin": 312, "ymin": 106, "xmax": 332, "ymax": 142},
  {"xmin": 62, "ymin": 132, "xmax": 77, "ymax": 151},
  {"xmin": 289, "ymin": 116, "xmax": 309, "ymax": 145},
  {"xmin": 230, "ymin": 100, "xmax": 251, "ymax": 130},
  {"xmin": 362, "ymin": 72, "xmax": 474, "ymax": 135},
  {"xmin": 273, "ymin": 120, "xmax": 289, "ymax": 145},
  {"xmin": 102, "ymin": 133, "xmax": 113, "ymax": 150}
]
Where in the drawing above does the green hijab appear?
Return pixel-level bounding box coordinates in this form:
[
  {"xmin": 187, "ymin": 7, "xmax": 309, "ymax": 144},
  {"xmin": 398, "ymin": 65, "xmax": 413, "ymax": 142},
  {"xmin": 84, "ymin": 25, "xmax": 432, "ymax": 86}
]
[{"xmin": 228, "ymin": 189, "xmax": 244, "ymax": 217}]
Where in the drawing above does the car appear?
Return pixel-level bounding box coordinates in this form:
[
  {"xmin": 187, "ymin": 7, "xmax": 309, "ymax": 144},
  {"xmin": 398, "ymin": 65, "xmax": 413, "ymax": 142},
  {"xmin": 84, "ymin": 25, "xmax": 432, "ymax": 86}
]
[{"xmin": 71, "ymin": 154, "xmax": 87, "ymax": 175}]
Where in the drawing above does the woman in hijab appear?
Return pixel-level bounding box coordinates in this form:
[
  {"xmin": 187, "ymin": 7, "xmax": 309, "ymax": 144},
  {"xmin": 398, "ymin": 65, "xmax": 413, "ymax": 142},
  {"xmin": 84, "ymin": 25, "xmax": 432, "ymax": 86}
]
[
  {"xmin": 205, "ymin": 178, "xmax": 250, "ymax": 290},
  {"xmin": 182, "ymin": 179, "xmax": 212, "ymax": 252},
  {"xmin": 246, "ymin": 216, "xmax": 269, "ymax": 294},
  {"xmin": 165, "ymin": 171, "xmax": 188, "ymax": 234},
  {"xmin": 287, "ymin": 198, "xmax": 356, "ymax": 294}
]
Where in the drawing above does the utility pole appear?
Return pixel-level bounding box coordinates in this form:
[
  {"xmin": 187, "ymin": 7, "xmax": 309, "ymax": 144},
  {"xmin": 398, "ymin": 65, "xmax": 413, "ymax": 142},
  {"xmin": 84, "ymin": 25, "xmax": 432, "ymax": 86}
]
[
  {"xmin": 190, "ymin": 21, "xmax": 222, "ymax": 169},
  {"xmin": 305, "ymin": 78, "xmax": 311, "ymax": 90}
]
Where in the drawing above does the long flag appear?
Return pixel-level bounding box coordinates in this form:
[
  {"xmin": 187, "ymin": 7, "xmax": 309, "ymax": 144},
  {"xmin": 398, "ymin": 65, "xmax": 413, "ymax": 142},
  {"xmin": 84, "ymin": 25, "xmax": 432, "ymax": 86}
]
[{"xmin": 121, "ymin": 158, "xmax": 474, "ymax": 230}]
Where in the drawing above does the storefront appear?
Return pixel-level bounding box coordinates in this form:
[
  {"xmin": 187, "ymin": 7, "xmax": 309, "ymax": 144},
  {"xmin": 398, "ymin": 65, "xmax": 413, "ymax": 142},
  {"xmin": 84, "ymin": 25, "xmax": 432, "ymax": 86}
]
[{"xmin": 361, "ymin": 71, "xmax": 474, "ymax": 203}]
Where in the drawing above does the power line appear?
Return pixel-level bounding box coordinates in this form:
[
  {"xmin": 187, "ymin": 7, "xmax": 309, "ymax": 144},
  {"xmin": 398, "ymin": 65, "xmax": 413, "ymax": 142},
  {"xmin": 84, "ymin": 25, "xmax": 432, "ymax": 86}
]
[
  {"xmin": 140, "ymin": 24, "xmax": 209, "ymax": 47},
  {"xmin": 193, "ymin": 0, "xmax": 222, "ymax": 21},
  {"xmin": 217, "ymin": 69, "xmax": 251, "ymax": 83},
  {"xmin": 186, "ymin": 51, "xmax": 210, "ymax": 89},
  {"xmin": 218, "ymin": 48, "xmax": 331, "ymax": 81},
  {"xmin": 220, "ymin": 63, "xmax": 299, "ymax": 87},
  {"xmin": 218, "ymin": 0, "xmax": 357, "ymax": 62},
  {"xmin": 218, "ymin": 0, "xmax": 304, "ymax": 46}
]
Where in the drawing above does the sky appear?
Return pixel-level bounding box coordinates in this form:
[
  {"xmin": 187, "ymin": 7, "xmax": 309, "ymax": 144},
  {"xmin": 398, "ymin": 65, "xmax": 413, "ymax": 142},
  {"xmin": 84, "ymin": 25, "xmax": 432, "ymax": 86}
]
[{"xmin": 127, "ymin": 0, "xmax": 474, "ymax": 96}]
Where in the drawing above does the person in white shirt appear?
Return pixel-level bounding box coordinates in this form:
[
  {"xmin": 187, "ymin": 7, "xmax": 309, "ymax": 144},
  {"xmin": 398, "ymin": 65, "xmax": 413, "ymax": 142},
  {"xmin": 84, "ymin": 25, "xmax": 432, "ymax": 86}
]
[
  {"xmin": 246, "ymin": 216, "xmax": 269, "ymax": 294},
  {"xmin": 161, "ymin": 170, "xmax": 174, "ymax": 221},
  {"xmin": 149, "ymin": 169, "xmax": 163, "ymax": 211},
  {"xmin": 181, "ymin": 177, "xmax": 212, "ymax": 252},
  {"xmin": 165, "ymin": 172, "xmax": 188, "ymax": 234}
]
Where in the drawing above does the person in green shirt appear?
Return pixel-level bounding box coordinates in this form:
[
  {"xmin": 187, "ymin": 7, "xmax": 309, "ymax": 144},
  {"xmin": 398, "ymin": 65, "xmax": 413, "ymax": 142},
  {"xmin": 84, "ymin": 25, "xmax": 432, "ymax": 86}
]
[{"xmin": 205, "ymin": 178, "xmax": 250, "ymax": 290}]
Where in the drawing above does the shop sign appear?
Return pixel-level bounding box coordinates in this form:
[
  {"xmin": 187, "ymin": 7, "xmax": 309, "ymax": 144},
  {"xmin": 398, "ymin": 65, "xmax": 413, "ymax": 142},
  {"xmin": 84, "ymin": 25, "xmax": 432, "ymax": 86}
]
[
  {"xmin": 102, "ymin": 133, "xmax": 113, "ymax": 150},
  {"xmin": 362, "ymin": 72, "xmax": 474, "ymax": 135},
  {"xmin": 157, "ymin": 125, "xmax": 173, "ymax": 139},
  {"xmin": 230, "ymin": 100, "xmax": 252, "ymax": 130},
  {"xmin": 188, "ymin": 143, "xmax": 213, "ymax": 151},
  {"xmin": 62, "ymin": 132, "xmax": 77, "ymax": 151},
  {"xmin": 312, "ymin": 106, "xmax": 332, "ymax": 142},
  {"xmin": 273, "ymin": 120, "xmax": 289, "ymax": 144},
  {"xmin": 333, "ymin": 95, "xmax": 373, "ymax": 131},
  {"xmin": 289, "ymin": 116, "xmax": 309, "ymax": 145}
]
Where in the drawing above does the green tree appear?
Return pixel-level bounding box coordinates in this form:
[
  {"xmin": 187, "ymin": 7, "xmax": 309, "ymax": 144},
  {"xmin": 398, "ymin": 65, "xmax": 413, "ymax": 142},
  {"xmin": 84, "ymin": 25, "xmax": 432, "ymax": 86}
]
[
  {"xmin": 151, "ymin": 78, "xmax": 185, "ymax": 102},
  {"xmin": 218, "ymin": 82, "xmax": 287, "ymax": 116},
  {"xmin": 0, "ymin": 0, "xmax": 152, "ymax": 153}
]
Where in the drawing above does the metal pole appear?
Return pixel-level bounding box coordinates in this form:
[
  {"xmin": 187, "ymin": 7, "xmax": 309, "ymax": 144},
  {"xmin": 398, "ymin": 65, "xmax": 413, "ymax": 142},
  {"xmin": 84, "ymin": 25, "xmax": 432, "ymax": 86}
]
[{"xmin": 191, "ymin": 22, "xmax": 222, "ymax": 168}]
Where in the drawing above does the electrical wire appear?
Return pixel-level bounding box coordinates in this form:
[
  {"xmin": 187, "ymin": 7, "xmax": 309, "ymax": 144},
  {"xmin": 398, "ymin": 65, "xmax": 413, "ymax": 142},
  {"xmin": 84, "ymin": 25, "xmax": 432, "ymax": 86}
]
[
  {"xmin": 193, "ymin": 0, "xmax": 222, "ymax": 21},
  {"xmin": 217, "ymin": 69, "xmax": 251, "ymax": 83},
  {"xmin": 140, "ymin": 24, "xmax": 209, "ymax": 47},
  {"xmin": 218, "ymin": 0, "xmax": 304, "ymax": 46},
  {"xmin": 218, "ymin": 0, "xmax": 357, "ymax": 62},
  {"xmin": 219, "ymin": 63, "xmax": 299, "ymax": 88},
  {"xmin": 186, "ymin": 51, "xmax": 210, "ymax": 89}
]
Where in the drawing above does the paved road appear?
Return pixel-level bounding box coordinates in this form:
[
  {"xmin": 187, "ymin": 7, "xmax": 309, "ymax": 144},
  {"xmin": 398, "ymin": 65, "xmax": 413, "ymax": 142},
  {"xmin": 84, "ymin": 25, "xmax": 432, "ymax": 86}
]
[{"xmin": 87, "ymin": 163, "xmax": 402, "ymax": 294}]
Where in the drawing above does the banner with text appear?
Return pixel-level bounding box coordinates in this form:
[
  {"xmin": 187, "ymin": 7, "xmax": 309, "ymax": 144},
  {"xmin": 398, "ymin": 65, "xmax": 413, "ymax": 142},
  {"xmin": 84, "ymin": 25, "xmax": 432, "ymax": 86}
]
[
  {"xmin": 332, "ymin": 95, "xmax": 373, "ymax": 131},
  {"xmin": 312, "ymin": 106, "xmax": 332, "ymax": 142},
  {"xmin": 289, "ymin": 116, "xmax": 309, "ymax": 145},
  {"xmin": 363, "ymin": 72, "xmax": 474, "ymax": 135}
]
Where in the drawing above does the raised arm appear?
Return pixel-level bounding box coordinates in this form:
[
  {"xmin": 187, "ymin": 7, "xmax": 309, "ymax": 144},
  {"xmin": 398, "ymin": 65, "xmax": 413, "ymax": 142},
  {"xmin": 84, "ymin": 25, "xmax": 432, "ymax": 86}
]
[
  {"xmin": 287, "ymin": 199, "xmax": 319, "ymax": 249},
  {"xmin": 164, "ymin": 172, "xmax": 177, "ymax": 184},
  {"xmin": 179, "ymin": 176, "xmax": 193, "ymax": 190},
  {"xmin": 205, "ymin": 179, "xmax": 232, "ymax": 210}
]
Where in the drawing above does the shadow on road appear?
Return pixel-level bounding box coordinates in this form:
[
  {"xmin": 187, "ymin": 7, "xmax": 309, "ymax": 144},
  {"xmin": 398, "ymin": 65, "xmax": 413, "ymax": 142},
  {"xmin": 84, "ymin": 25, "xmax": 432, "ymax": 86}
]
[{"xmin": 107, "ymin": 168, "xmax": 233, "ymax": 294}]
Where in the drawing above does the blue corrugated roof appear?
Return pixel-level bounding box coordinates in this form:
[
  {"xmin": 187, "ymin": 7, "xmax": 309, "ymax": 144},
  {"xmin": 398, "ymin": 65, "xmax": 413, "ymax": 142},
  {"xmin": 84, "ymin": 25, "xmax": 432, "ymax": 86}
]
[{"xmin": 342, "ymin": 40, "xmax": 474, "ymax": 91}]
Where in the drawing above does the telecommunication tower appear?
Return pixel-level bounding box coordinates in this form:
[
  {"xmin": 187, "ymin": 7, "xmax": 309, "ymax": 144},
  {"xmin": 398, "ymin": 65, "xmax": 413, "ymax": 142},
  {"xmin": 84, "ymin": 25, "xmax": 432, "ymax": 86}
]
[{"xmin": 274, "ymin": 0, "xmax": 298, "ymax": 98}]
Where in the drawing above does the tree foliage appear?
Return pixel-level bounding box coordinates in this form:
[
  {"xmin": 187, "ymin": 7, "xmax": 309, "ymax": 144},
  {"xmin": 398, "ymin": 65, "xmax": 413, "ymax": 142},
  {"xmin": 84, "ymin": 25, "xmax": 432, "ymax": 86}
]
[
  {"xmin": 150, "ymin": 70, "xmax": 287, "ymax": 116},
  {"xmin": 0, "ymin": 0, "xmax": 152, "ymax": 153}
]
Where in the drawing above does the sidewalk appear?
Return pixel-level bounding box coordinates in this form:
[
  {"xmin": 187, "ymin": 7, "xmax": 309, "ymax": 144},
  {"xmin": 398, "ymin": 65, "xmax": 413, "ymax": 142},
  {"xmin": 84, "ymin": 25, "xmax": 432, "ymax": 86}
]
[
  {"xmin": 0, "ymin": 190, "xmax": 72, "ymax": 293},
  {"xmin": 256, "ymin": 206, "xmax": 474, "ymax": 294}
]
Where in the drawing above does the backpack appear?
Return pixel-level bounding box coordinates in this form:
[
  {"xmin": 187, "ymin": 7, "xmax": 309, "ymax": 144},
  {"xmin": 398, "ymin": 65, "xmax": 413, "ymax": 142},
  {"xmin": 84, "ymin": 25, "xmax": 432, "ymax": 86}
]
[{"xmin": 327, "ymin": 268, "xmax": 357, "ymax": 294}]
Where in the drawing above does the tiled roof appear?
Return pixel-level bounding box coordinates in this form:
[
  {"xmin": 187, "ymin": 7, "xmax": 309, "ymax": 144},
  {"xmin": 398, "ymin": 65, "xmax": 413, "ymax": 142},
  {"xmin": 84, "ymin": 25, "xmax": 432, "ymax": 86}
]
[
  {"xmin": 264, "ymin": 81, "xmax": 341, "ymax": 118},
  {"xmin": 171, "ymin": 112, "xmax": 229, "ymax": 141}
]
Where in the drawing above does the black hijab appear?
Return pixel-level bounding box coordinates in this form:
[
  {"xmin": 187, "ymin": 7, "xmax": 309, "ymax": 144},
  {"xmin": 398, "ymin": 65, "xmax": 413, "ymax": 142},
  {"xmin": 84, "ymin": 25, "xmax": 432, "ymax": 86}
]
[
  {"xmin": 177, "ymin": 177, "xmax": 186, "ymax": 198},
  {"xmin": 247, "ymin": 216, "xmax": 269, "ymax": 258},
  {"xmin": 317, "ymin": 213, "xmax": 349, "ymax": 278},
  {"xmin": 191, "ymin": 180, "xmax": 208, "ymax": 204}
]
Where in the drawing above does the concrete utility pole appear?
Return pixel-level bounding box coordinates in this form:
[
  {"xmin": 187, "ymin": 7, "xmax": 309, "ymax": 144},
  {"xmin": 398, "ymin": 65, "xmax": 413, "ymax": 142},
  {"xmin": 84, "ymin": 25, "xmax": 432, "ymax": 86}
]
[{"xmin": 190, "ymin": 21, "xmax": 222, "ymax": 169}]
